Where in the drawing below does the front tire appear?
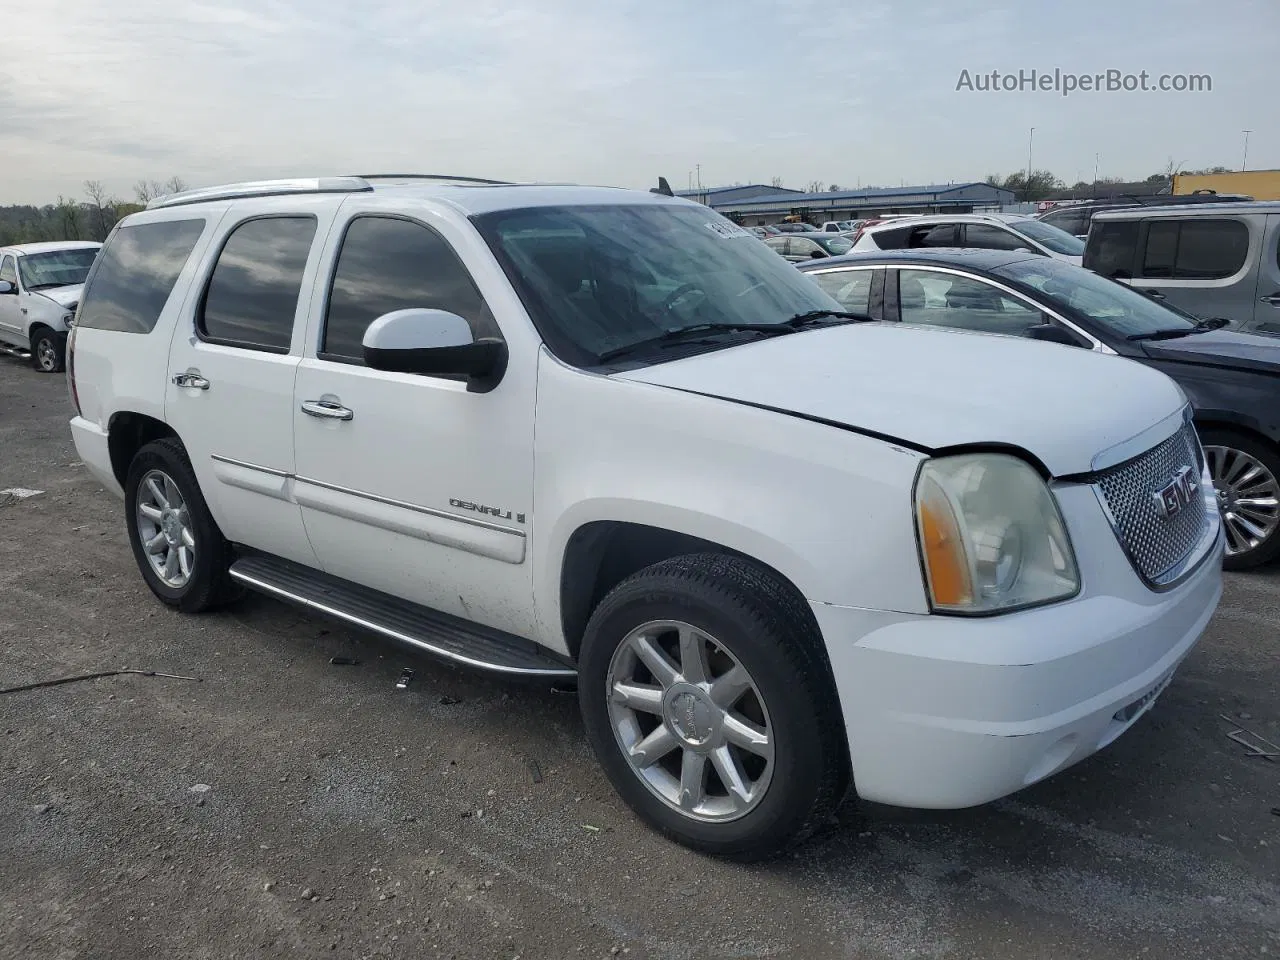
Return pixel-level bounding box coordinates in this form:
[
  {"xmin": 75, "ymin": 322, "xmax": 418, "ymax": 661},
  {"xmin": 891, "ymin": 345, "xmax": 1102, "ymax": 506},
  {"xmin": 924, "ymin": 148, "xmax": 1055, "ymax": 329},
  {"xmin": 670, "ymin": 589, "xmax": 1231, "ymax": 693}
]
[
  {"xmin": 31, "ymin": 328, "xmax": 64, "ymax": 373},
  {"xmin": 125, "ymin": 438, "xmax": 239, "ymax": 612},
  {"xmin": 1202, "ymin": 428, "xmax": 1280, "ymax": 570},
  {"xmin": 578, "ymin": 554, "xmax": 847, "ymax": 860}
]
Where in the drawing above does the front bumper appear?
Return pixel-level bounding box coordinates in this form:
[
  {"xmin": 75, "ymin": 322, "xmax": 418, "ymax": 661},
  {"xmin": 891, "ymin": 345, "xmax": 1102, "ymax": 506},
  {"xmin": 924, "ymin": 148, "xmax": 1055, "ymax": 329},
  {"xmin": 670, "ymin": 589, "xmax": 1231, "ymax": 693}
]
[{"xmin": 813, "ymin": 518, "xmax": 1224, "ymax": 810}]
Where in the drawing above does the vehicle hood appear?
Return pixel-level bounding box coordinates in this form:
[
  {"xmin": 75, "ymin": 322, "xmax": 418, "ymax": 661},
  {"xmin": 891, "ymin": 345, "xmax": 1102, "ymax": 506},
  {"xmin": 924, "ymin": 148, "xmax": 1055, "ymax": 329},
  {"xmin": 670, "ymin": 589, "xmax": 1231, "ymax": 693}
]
[
  {"xmin": 33, "ymin": 284, "xmax": 84, "ymax": 308},
  {"xmin": 1137, "ymin": 329, "xmax": 1280, "ymax": 376},
  {"xmin": 616, "ymin": 323, "xmax": 1187, "ymax": 476}
]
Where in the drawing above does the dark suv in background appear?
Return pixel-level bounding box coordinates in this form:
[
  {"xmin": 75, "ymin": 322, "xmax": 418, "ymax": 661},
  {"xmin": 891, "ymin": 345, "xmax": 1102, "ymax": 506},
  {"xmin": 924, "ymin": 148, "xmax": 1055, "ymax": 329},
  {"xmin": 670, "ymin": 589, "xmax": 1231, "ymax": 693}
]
[{"xmin": 1038, "ymin": 193, "xmax": 1252, "ymax": 240}]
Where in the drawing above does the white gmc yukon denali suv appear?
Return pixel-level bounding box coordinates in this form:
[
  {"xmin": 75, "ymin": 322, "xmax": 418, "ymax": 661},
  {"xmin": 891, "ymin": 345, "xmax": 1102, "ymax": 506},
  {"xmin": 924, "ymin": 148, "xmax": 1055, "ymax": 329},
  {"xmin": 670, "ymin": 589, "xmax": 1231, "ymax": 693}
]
[{"xmin": 66, "ymin": 176, "xmax": 1224, "ymax": 859}]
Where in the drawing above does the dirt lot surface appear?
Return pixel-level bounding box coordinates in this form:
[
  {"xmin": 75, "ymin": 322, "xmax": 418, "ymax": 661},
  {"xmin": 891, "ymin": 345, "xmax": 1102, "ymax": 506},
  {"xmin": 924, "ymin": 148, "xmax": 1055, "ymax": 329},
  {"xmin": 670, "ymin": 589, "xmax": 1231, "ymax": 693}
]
[{"xmin": 2, "ymin": 357, "xmax": 1279, "ymax": 960}]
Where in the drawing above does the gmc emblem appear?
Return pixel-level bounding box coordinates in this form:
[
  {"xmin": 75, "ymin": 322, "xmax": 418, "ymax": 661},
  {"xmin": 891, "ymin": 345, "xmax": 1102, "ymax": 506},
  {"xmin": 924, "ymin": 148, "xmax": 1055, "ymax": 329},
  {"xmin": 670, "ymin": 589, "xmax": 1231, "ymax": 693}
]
[{"xmin": 1153, "ymin": 465, "xmax": 1198, "ymax": 519}]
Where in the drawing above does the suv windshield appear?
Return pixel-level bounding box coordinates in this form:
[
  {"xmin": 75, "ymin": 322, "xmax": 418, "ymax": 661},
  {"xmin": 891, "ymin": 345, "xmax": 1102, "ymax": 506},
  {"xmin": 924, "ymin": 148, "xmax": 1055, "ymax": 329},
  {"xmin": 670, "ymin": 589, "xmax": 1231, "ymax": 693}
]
[
  {"xmin": 473, "ymin": 204, "xmax": 841, "ymax": 366},
  {"xmin": 17, "ymin": 248, "xmax": 99, "ymax": 290},
  {"xmin": 1007, "ymin": 219, "xmax": 1086, "ymax": 256},
  {"xmin": 993, "ymin": 257, "xmax": 1197, "ymax": 337}
]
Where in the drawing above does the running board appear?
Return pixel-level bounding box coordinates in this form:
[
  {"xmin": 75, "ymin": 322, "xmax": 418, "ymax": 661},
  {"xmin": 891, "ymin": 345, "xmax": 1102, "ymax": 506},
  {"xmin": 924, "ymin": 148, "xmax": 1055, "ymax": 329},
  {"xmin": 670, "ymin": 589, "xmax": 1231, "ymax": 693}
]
[
  {"xmin": 0, "ymin": 344, "xmax": 31, "ymax": 359},
  {"xmin": 229, "ymin": 554, "xmax": 576, "ymax": 678}
]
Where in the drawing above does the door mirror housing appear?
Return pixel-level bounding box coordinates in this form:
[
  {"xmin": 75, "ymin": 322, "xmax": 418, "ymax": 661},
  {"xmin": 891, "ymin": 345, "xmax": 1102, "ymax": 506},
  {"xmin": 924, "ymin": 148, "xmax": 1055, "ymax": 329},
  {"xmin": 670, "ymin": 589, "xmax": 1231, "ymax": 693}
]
[
  {"xmin": 1026, "ymin": 322, "xmax": 1086, "ymax": 347},
  {"xmin": 809, "ymin": 249, "xmax": 826, "ymax": 259},
  {"xmin": 362, "ymin": 308, "xmax": 507, "ymax": 392},
  {"xmin": 0, "ymin": 280, "xmax": 15, "ymax": 295}
]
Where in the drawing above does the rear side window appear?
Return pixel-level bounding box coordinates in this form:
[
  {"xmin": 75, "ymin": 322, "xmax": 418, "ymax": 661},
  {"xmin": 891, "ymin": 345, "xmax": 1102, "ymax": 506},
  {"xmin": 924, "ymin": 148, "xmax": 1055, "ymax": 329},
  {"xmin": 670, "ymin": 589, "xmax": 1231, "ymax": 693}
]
[
  {"xmin": 1171, "ymin": 219, "xmax": 1249, "ymax": 279},
  {"xmin": 1042, "ymin": 208, "xmax": 1089, "ymax": 237},
  {"xmin": 867, "ymin": 224, "xmax": 913, "ymax": 249},
  {"xmin": 322, "ymin": 216, "xmax": 492, "ymax": 362},
  {"xmin": 1084, "ymin": 220, "xmax": 1140, "ymax": 278},
  {"xmin": 811, "ymin": 269, "xmax": 873, "ymax": 313},
  {"xmin": 76, "ymin": 219, "xmax": 205, "ymax": 333},
  {"xmin": 199, "ymin": 216, "xmax": 316, "ymax": 352},
  {"xmin": 963, "ymin": 224, "xmax": 1027, "ymax": 252}
]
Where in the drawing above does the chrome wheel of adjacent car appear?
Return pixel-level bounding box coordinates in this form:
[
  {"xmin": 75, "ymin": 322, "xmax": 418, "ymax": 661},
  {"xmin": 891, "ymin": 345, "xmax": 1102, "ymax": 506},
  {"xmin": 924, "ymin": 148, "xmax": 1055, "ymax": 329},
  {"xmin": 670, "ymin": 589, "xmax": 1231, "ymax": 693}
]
[
  {"xmin": 1205, "ymin": 443, "xmax": 1280, "ymax": 558},
  {"xmin": 36, "ymin": 338, "xmax": 59, "ymax": 371},
  {"xmin": 135, "ymin": 468, "xmax": 197, "ymax": 588},
  {"xmin": 606, "ymin": 619, "xmax": 774, "ymax": 823}
]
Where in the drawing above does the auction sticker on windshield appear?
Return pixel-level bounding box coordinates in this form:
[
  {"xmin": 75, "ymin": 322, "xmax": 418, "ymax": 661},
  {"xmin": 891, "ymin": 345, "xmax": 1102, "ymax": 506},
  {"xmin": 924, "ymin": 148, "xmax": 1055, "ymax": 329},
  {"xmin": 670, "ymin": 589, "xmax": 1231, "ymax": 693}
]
[{"xmin": 704, "ymin": 221, "xmax": 752, "ymax": 239}]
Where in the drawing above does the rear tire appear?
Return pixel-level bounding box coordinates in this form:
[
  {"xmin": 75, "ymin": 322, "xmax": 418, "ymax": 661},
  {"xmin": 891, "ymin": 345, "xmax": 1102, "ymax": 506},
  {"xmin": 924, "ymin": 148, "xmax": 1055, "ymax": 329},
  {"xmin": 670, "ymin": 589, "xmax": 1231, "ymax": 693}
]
[
  {"xmin": 578, "ymin": 553, "xmax": 847, "ymax": 861},
  {"xmin": 125, "ymin": 438, "xmax": 240, "ymax": 612},
  {"xmin": 1201, "ymin": 429, "xmax": 1280, "ymax": 571},
  {"xmin": 31, "ymin": 329, "xmax": 64, "ymax": 373}
]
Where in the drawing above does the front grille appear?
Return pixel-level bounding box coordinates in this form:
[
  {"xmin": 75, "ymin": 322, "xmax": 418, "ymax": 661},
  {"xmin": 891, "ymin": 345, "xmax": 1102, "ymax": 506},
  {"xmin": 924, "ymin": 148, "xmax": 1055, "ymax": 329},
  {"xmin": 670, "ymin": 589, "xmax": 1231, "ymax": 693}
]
[{"xmin": 1095, "ymin": 422, "xmax": 1211, "ymax": 585}]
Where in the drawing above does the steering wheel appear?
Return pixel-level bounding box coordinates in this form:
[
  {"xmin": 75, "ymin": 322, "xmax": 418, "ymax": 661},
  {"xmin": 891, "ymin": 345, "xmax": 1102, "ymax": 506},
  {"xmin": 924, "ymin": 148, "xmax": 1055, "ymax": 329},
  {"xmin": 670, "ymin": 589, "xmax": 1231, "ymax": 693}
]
[{"xmin": 662, "ymin": 283, "xmax": 707, "ymax": 313}]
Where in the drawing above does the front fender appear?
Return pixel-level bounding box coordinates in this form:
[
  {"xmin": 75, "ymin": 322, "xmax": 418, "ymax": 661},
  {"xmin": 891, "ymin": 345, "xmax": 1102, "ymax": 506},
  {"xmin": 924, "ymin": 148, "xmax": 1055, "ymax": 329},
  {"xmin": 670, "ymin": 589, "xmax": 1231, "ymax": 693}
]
[{"xmin": 531, "ymin": 352, "xmax": 931, "ymax": 651}]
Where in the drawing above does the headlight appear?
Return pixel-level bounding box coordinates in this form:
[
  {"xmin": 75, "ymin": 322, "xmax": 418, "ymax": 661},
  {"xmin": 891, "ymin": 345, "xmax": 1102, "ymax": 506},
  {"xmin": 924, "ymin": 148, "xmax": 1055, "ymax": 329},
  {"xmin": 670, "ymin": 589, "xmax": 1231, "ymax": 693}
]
[
  {"xmin": 63, "ymin": 312, "xmax": 75, "ymax": 327},
  {"xmin": 914, "ymin": 453, "xmax": 1079, "ymax": 614}
]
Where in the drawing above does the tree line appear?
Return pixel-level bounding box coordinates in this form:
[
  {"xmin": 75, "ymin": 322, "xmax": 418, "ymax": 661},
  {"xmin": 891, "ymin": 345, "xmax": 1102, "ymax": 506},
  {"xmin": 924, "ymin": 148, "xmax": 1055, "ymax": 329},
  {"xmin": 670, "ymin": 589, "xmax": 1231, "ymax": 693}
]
[{"xmin": 0, "ymin": 177, "xmax": 188, "ymax": 247}]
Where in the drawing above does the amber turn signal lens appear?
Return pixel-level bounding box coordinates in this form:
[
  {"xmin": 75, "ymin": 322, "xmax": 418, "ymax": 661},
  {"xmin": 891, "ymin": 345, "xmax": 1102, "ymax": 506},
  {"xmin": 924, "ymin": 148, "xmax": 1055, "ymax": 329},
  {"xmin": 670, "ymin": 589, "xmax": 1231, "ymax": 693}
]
[{"xmin": 918, "ymin": 490, "xmax": 973, "ymax": 607}]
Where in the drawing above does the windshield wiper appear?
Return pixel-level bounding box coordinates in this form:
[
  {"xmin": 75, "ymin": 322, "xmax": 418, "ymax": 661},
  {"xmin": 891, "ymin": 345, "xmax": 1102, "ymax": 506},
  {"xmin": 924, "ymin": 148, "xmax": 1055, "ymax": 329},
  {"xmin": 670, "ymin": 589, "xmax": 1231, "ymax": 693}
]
[
  {"xmin": 1127, "ymin": 318, "xmax": 1230, "ymax": 342},
  {"xmin": 782, "ymin": 310, "xmax": 876, "ymax": 327},
  {"xmin": 596, "ymin": 322, "xmax": 796, "ymax": 363},
  {"xmin": 26, "ymin": 281, "xmax": 74, "ymax": 291}
]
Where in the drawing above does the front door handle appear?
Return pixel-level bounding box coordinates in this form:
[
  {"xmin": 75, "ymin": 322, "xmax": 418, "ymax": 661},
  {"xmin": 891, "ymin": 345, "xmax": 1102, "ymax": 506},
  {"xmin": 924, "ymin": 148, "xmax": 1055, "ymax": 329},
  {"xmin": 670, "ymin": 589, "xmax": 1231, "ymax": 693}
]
[
  {"xmin": 172, "ymin": 372, "xmax": 210, "ymax": 390},
  {"xmin": 301, "ymin": 399, "xmax": 354, "ymax": 421},
  {"xmin": 1259, "ymin": 293, "xmax": 1280, "ymax": 306}
]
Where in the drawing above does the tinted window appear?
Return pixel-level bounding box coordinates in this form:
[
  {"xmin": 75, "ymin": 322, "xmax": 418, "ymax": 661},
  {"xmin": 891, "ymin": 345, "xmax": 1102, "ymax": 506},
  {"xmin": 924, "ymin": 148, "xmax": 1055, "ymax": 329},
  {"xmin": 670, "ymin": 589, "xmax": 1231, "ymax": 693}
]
[
  {"xmin": 1175, "ymin": 219, "xmax": 1248, "ymax": 279},
  {"xmin": 963, "ymin": 224, "xmax": 1028, "ymax": 252},
  {"xmin": 1141, "ymin": 221, "xmax": 1179, "ymax": 278},
  {"xmin": 323, "ymin": 216, "xmax": 492, "ymax": 361},
  {"xmin": 898, "ymin": 269, "xmax": 1044, "ymax": 336},
  {"xmin": 867, "ymin": 224, "xmax": 913, "ymax": 250},
  {"xmin": 1084, "ymin": 220, "xmax": 1140, "ymax": 278},
  {"xmin": 75, "ymin": 219, "xmax": 206, "ymax": 333},
  {"xmin": 0, "ymin": 256, "xmax": 15, "ymax": 287},
  {"xmin": 199, "ymin": 217, "xmax": 316, "ymax": 352},
  {"xmin": 1041, "ymin": 208, "xmax": 1089, "ymax": 237},
  {"xmin": 812, "ymin": 269, "xmax": 873, "ymax": 313},
  {"xmin": 908, "ymin": 224, "xmax": 957, "ymax": 247}
]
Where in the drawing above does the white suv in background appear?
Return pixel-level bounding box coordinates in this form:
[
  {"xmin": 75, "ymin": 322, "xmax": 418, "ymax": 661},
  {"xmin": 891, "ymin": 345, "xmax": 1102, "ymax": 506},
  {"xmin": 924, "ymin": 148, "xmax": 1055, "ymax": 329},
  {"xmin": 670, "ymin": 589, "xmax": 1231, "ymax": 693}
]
[
  {"xmin": 0, "ymin": 241, "xmax": 101, "ymax": 372},
  {"xmin": 67, "ymin": 175, "xmax": 1222, "ymax": 859},
  {"xmin": 852, "ymin": 213, "xmax": 1086, "ymax": 265}
]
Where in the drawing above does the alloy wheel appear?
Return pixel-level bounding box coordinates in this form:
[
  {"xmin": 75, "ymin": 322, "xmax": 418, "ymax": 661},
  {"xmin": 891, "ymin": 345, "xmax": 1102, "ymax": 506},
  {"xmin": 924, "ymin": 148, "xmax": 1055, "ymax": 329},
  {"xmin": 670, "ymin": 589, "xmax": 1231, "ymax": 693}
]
[
  {"xmin": 606, "ymin": 620, "xmax": 774, "ymax": 823},
  {"xmin": 36, "ymin": 338, "xmax": 58, "ymax": 371},
  {"xmin": 135, "ymin": 469, "xmax": 197, "ymax": 588},
  {"xmin": 1205, "ymin": 444, "xmax": 1280, "ymax": 557}
]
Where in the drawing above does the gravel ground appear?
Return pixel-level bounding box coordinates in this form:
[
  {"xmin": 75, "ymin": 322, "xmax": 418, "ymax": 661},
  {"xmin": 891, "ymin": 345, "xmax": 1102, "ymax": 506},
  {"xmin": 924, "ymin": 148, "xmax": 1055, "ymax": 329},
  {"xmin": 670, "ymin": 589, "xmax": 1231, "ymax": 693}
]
[{"xmin": 2, "ymin": 355, "xmax": 1279, "ymax": 960}]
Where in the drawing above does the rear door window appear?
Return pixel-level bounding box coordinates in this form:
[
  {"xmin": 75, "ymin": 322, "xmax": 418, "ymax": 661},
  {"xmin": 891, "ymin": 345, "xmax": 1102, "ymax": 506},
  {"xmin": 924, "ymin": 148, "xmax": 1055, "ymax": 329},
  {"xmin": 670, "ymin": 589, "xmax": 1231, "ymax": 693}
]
[
  {"xmin": 907, "ymin": 224, "xmax": 958, "ymax": 248},
  {"xmin": 963, "ymin": 224, "xmax": 1028, "ymax": 252},
  {"xmin": 1141, "ymin": 221, "xmax": 1180, "ymax": 278},
  {"xmin": 75, "ymin": 219, "xmax": 206, "ymax": 333},
  {"xmin": 198, "ymin": 216, "xmax": 316, "ymax": 352},
  {"xmin": 897, "ymin": 269, "xmax": 1045, "ymax": 336},
  {"xmin": 811, "ymin": 269, "xmax": 873, "ymax": 313},
  {"xmin": 1174, "ymin": 219, "xmax": 1249, "ymax": 279}
]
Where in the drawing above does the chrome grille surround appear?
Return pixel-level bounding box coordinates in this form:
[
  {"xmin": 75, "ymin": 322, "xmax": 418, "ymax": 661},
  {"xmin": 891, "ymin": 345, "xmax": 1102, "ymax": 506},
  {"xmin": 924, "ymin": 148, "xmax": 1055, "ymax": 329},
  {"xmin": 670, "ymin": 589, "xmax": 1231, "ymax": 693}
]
[{"xmin": 1092, "ymin": 420, "xmax": 1219, "ymax": 589}]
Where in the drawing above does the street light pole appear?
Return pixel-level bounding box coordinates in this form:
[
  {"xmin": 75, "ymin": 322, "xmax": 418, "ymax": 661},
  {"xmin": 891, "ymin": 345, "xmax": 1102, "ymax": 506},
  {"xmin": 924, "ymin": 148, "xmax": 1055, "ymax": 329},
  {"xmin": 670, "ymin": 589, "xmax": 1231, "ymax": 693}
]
[
  {"xmin": 1025, "ymin": 127, "xmax": 1035, "ymax": 201},
  {"xmin": 1242, "ymin": 130, "xmax": 1252, "ymax": 171}
]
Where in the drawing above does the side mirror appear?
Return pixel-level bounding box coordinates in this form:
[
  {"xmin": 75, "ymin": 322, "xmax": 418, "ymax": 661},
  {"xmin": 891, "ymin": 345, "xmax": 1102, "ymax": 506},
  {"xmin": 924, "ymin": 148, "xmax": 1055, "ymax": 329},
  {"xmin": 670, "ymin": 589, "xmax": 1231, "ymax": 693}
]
[
  {"xmin": 362, "ymin": 308, "xmax": 507, "ymax": 392},
  {"xmin": 0, "ymin": 280, "xmax": 15, "ymax": 295},
  {"xmin": 1026, "ymin": 323, "xmax": 1085, "ymax": 347},
  {"xmin": 809, "ymin": 250, "xmax": 826, "ymax": 259}
]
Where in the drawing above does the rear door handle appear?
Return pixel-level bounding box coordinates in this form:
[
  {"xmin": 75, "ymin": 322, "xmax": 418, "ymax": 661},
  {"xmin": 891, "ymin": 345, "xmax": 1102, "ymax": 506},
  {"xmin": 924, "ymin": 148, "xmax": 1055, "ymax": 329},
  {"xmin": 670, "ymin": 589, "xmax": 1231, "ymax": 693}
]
[
  {"xmin": 172, "ymin": 373, "xmax": 210, "ymax": 390},
  {"xmin": 1259, "ymin": 293, "xmax": 1280, "ymax": 306},
  {"xmin": 301, "ymin": 399, "xmax": 353, "ymax": 421}
]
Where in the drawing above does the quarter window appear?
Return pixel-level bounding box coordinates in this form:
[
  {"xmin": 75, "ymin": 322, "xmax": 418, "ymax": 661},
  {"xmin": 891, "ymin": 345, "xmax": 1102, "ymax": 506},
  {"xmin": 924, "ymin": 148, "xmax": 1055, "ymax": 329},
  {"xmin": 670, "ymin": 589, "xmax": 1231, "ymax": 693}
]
[
  {"xmin": 1136, "ymin": 218, "xmax": 1249, "ymax": 280},
  {"xmin": 812, "ymin": 270, "xmax": 873, "ymax": 313},
  {"xmin": 199, "ymin": 216, "xmax": 316, "ymax": 352},
  {"xmin": 322, "ymin": 216, "xmax": 492, "ymax": 362},
  {"xmin": 897, "ymin": 269, "xmax": 1045, "ymax": 337},
  {"xmin": 75, "ymin": 219, "xmax": 206, "ymax": 333}
]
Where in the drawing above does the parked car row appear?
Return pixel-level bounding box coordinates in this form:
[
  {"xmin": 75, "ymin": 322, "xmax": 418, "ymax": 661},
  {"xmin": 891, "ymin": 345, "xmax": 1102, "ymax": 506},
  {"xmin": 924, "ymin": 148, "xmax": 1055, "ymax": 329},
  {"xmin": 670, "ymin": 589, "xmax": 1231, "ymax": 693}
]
[{"xmin": 59, "ymin": 174, "xmax": 1227, "ymax": 859}]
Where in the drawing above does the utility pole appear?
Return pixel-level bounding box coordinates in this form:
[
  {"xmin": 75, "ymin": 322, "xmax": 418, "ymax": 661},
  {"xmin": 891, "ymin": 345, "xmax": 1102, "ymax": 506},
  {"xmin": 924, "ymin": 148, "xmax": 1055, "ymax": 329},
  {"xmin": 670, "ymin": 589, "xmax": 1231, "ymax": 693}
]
[
  {"xmin": 1093, "ymin": 153, "xmax": 1099, "ymax": 198},
  {"xmin": 1242, "ymin": 130, "xmax": 1252, "ymax": 171},
  {"xmin": 696, "ymin": 164, "xmax": 702, "ymax": 192},
  {"xmin": 1025, "ymin": 127, "xmax": 1035, "ymax": 201}
]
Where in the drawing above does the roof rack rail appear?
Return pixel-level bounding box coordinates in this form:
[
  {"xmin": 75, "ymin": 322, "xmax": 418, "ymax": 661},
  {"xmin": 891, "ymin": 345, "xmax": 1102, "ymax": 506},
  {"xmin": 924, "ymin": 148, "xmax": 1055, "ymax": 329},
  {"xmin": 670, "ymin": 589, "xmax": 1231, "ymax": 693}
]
[
  {"xmin": 349, "ymin": 173, "xmax": 514, "ymax": 186},
  {"xmin": 146, "ymin": 177, "xmax": 374, "ymax": 210}
]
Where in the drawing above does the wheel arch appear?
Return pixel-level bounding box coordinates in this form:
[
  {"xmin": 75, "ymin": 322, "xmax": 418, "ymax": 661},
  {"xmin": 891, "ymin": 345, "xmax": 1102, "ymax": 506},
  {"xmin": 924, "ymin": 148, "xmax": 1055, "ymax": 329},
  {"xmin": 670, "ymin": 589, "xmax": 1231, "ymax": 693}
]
[{"xmin": 108, "ymin": 412, "xmax": 180, "ymax": 488}]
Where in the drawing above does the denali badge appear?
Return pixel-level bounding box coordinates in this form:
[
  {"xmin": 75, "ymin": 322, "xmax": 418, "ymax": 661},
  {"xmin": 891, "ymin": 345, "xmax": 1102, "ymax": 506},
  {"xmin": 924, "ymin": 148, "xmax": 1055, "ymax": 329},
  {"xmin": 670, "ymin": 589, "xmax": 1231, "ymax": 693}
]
[
  {"xmin": 449, "ymin": 498, "xmax": 526, "ymax": 524},
  {"xmin": 1153, "ymin": 466, "xmax": 1197, "ymax": 519}
]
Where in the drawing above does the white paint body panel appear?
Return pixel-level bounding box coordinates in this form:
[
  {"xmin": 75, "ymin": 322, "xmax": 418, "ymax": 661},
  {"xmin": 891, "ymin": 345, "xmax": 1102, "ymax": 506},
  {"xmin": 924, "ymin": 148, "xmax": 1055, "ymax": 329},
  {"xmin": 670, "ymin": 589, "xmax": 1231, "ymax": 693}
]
[
  {"xmin": 66, "ymin": 180, "xmax": 1225, "ymax": 812},
  {"xmin": 618, "ymin": 321, "xmax": 1186, "ymax": 477}
]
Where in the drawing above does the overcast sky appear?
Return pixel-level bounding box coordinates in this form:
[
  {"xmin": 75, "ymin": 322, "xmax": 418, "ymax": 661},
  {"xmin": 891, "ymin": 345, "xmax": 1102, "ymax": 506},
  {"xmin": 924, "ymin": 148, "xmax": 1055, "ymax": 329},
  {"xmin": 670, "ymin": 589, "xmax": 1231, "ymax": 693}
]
[{"xmin": 3, "ymin": 0, "xmax": 1275, "ymax": 204}]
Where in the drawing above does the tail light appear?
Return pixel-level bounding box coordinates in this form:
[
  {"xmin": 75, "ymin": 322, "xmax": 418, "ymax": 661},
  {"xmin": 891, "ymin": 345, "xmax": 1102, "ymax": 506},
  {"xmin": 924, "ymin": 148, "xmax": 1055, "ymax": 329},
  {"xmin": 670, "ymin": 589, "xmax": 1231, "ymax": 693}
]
[{"xmin": 67, "ymin": 326, "xmax": 81, "ymax": 417}]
